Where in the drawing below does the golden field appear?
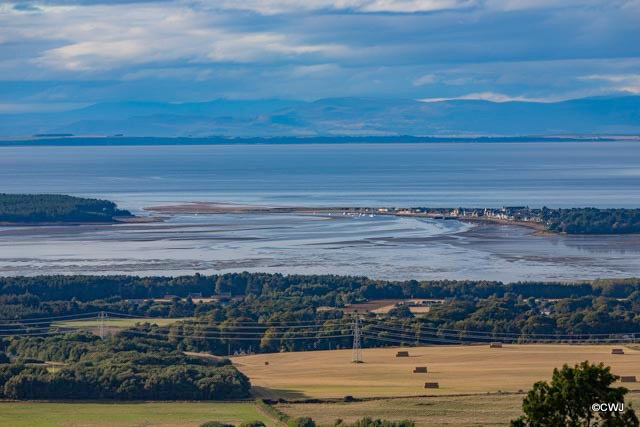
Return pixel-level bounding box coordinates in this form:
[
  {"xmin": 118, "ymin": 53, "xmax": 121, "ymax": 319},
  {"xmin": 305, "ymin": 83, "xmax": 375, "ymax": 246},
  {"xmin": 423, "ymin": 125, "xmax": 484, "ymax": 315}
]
[
  {"xmin": 277, "ymin": 394, "xmax": 640, "ymax": 426},
  {"xmin": 232, "ymin": 344, "xmax": 640, "ymax": 399}
]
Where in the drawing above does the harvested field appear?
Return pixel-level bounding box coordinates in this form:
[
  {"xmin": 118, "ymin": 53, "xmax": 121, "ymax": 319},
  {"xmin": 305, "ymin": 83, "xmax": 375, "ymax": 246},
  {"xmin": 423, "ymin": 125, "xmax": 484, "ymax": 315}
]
[
  {"xmin": 342, "ymin": 300, "xmax": 402, "ymax": 314},
  {"xmin": 342, "ymin": 299, "xmax": 442, "ymax": 314},
  {"xmin": 232, "ymin": 344, "xmax": 640, "ymax": 399},
  {"xmin": 277, "ymin": 394, "xmax": 640, "ymax": 427}
]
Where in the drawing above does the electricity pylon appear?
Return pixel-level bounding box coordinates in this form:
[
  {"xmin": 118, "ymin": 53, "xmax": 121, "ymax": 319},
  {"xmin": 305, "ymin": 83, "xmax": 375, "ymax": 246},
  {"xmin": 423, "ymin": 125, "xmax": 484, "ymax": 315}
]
[{"xmin": 352, "ymin": 313, "xmax": 362, "ymax": 363}]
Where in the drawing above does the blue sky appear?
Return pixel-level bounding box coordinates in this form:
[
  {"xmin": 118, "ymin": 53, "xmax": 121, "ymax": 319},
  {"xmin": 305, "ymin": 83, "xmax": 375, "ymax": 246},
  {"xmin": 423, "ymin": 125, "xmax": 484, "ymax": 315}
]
[{"xmin": 1, "ymin": 0, "xmax": 639, "ymax": 111}]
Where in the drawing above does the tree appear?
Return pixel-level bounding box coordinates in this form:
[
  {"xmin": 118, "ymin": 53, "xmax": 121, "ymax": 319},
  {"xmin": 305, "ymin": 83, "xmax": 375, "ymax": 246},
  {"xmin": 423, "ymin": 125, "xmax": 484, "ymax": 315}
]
[
  {"xmin": 259, "ymin": 328, "xmax": 279, "ymax": 353},
  {"xmin": 387, "ymin": 305, "xmax": 413, "ymax": 319},
  {"xmin": 288, "ymin": 417, "xmax": 316, "ymax": 427},
  {"xmin": 511, "ymin": 361, "xmax": 639, "ymax": 426}
]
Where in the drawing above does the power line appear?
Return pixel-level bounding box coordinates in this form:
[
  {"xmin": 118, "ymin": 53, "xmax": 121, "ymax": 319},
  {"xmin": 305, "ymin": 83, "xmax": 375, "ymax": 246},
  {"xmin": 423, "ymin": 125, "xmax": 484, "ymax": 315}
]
[
  {"xmin": 123, "ymin": 329, "xmax": 354, "ymax": 342},
  {"xmin": 0, "ymin": 312, "xmax": 102, "ymax": 325},
  {"xmin": 361, "ymin": 318, "xmax": 640, "ymax": 340}
]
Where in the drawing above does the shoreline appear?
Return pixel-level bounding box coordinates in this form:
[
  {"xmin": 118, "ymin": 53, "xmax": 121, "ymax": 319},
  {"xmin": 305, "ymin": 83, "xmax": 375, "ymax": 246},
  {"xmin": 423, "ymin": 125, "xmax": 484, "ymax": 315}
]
[
  {"xmin": 0, "ymin": 216, "xmax": 166, "ymax": 227},
  {"xmin": 144, "ymin": 202, "xmax": 551, "ymax": 233}
]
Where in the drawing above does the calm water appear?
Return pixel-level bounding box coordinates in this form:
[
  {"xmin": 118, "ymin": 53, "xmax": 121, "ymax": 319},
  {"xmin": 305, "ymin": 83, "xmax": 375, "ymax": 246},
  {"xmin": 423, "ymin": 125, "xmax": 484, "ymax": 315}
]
[
  {"xmin": 1, "ymin": 142, "xmax": 640, "ymax": 281},
  {"xmin": 1, "ymin": 142, "xmax": 640, "ymax": 208}
]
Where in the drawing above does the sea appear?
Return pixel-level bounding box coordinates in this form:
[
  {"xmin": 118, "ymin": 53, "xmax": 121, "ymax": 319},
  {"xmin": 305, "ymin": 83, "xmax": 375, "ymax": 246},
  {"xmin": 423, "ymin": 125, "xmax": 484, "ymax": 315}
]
[{"xmin": 1, "ymin": 141, "xmax": 639, "ymax": 282}]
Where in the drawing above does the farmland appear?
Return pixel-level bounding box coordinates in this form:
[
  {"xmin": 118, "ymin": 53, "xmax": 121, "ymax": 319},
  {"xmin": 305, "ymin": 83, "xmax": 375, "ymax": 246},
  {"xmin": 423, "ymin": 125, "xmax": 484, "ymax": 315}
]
[
  {"xmin": 54, "ymin": 317, "xmax": 191, "ymax": 329},
  {"xmin": 232, "ymin": 344, "xmax": 640, "ymax": 399},
  {"xmin": 3, "ymin": 337, "xmax": 640, "ymax": 426},
  {"xmin": 0, "ymin": 402, "xmax": 273, "ymax": 427},
  {"xmin": 278, "ymin": 394, "xmax": 640, "ymax": 426}
]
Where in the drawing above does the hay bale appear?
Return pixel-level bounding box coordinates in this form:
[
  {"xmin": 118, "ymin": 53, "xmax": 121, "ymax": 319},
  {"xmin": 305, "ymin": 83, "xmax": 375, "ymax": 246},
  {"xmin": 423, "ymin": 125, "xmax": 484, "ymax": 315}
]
[
  {"xmin": 620, "ymin": 376, "xmax": 636, "ymax": 383},
  {"xmin": 490, "ymin": 342, "xmax": 503, "ymax": 348},
  {"xmin": 413, "ymin": 367, "xmax": 428, "ymax": 373},
  {"xmin": 612, "ymin": 349, "xmax": 625, "ymax": 355},
  {"xmin": 424, "ymin": 382, "xmax": 439, "ymax": 389},
  {"xmin": 396, "ymin": 351, "xmax": 409, "ymax": 357}
]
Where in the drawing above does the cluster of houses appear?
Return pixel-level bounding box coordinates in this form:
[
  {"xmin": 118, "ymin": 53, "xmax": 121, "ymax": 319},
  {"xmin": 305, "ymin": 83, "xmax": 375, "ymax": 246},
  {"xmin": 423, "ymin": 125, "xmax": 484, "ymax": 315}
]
[
  {"xmin": 450, "ymin": 207, "xmax": 545, "ymax": 223},
  {"xmin": 346, "ymin": 206, "xmax": 545, "ymax": 224}
]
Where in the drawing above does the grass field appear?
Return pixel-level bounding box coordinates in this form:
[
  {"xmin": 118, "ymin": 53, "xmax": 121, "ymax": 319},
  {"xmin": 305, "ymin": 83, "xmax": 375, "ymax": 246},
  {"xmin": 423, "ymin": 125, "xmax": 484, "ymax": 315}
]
[
  {"xmin": 232, "ymin": 344, "xmax": 640, "ymax": 399},
  {"xmin": 278, "ymin": 394, "xmax": 640, "ymax": 426},
  {"xmin": 0, "ymin": 402, "xmax": 273, "ymax": 427},
  {"xmin": 54, "ymin": 318, "xmax": 190, "ymax": 329}
]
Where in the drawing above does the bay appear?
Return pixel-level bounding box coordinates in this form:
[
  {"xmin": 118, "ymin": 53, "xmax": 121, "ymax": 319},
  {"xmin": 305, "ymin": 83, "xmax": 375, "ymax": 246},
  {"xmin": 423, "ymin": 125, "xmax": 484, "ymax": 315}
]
[{"xmin": 1, "ymin": 141, "xmax": 639, "ymax": 281}]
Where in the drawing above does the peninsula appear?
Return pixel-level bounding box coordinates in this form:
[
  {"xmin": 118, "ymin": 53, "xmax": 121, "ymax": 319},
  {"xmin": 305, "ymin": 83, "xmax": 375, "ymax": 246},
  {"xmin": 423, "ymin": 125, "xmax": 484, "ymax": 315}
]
[{"xmin": 0, "ymin": 194, "xmax": 137, "ymax": 225}]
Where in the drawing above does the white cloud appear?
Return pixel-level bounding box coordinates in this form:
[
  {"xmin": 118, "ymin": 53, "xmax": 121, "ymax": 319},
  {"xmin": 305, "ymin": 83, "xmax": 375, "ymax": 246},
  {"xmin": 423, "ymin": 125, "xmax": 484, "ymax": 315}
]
[
  {"xmin": 483, "ymin": 0, "xmax": 618, "ymax": 11},
  {"xmin": 207, "ymin": 34, "xmax": 346, "ymax": 63},
  {"xmin": 207, "ymin": 0, "xmax": 471, "ymax": 15},
  {"xmin": 291, "ymin": 63, "xmax": 340, "ymax": 77},
  {"xmin": 0, "ymin": 3, "xmax": 348, "ymax": 72},
  {"xmin": 359, "ymin": 0, "xmax": 470, "ymax": 12},
  {"xmin": 581, "ymin": 74, "xmax": 640, "ymax": 94},
  {"xmin": 419, "ymin": 92, "xmax": 558, "ymax": 102},
  {"xmin": 413, "ymin": 73, "xmax": 436, "ymax": 86}
]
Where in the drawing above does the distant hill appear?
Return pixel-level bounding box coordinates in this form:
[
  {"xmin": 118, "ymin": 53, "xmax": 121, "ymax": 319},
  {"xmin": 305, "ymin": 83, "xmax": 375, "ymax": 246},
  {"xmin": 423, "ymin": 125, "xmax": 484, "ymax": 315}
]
[{"xmin": 1, "ymin": 96, "xmax": 639, "ymax": 137}]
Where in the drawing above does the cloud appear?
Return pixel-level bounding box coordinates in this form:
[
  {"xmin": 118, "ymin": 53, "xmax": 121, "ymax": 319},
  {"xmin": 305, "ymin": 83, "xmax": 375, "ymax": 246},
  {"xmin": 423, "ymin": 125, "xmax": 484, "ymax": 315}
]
[
  {"xmin": 184, "ymin": 0, "xmax": 473, "ymax": 15},
  {"xmin": 291, "ymin": 63, "xmax": 340, "ymax": 77},
  {"xmin": 206, "ymin": 34, "xmax": 346, "ymax": 63},
  {"xmin": 581, "ymin": 74, "xmax": 640, "ymax": 94},
  {"xmin": 413, "ymin": 73, "xmax": 436, "ymax": 86},
  {"xmin": 8, "ymin": 0, "xmax": 475, "ymax": 14},
  {"xmin": 1, "ymin": 3, "xmax": 349, "ymax": 72},
  {"xmin": 0, "ymin": 0, "xmax": 639, "ymax": 106},
  {"xmin": 419, "ymin": 92, "xmax": 558, "ymax": 102}
]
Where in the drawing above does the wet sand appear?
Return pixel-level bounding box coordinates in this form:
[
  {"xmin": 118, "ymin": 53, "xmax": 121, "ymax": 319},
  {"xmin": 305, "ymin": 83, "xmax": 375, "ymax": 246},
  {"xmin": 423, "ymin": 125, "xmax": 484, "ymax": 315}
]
[
  {"xmin": 144, "ymin": 202, "xmax": 547, "ymax": 232},
  {"xmin": 1, "ymin": 210, "xmax": 639, "ymax": 281}
]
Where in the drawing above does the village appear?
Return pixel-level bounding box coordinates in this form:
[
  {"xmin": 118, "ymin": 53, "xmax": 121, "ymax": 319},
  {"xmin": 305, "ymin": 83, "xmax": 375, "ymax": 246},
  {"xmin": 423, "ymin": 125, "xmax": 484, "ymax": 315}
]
[{"xmin": 334, "ymin": 206, "xmax": 546, "ymax": 227}]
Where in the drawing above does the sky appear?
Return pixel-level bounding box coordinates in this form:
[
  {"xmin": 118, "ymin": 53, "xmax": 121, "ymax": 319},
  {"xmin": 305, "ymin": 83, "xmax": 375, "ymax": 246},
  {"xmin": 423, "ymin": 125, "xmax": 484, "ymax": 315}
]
[{"xmin": 0, "ymin": 0, "xmax": 639, "ymax": 112}]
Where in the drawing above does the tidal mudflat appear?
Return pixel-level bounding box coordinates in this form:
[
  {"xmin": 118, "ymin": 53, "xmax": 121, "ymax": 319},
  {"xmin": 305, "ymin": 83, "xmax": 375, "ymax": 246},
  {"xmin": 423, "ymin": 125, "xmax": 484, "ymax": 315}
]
[
  {"xmin": 2, "ymin": 142, "xmax": 640, "ymax": 281},
  {"xmin": 2, "ymin": 211, "xmax": 639, "ymax": 281}
]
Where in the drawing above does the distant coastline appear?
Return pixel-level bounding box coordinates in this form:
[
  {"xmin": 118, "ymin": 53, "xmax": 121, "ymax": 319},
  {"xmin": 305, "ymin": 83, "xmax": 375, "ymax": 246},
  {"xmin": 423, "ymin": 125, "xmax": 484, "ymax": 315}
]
[
  {"xmin": 144, "ymin": 203, "xmax": 640, "ymax": 235},
  {"xmin": 0, "ymin": 134, "xmax": 637, "ymax": 147}
]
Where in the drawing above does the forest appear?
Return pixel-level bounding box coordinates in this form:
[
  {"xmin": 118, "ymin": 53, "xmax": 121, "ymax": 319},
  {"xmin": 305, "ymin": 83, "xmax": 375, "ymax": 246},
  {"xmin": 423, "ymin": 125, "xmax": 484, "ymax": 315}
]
[
  {"xmin": 0, "ymin": 332, "xmax": 250, "ymax": 400},
  {"xmin": 1, "ymin": 273, "xmax": 640, "ymax": 353},
  {"xmin": 0, "ymin": 194, "xmax": 132, "ymax": 223},
  {"xmin": 2, "ymin": 273, "xmax": 640, "ymax": 399},
  {"xmin": 541, "ymin": 207, "xmax": 640, "ymax": 234}
]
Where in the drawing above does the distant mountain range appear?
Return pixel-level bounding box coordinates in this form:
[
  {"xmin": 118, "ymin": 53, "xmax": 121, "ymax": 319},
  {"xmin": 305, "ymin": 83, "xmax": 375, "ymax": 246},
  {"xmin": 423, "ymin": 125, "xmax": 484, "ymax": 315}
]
[{"xmin": 1, "ymin": 96, "xmax": 639, "ymax": 137}]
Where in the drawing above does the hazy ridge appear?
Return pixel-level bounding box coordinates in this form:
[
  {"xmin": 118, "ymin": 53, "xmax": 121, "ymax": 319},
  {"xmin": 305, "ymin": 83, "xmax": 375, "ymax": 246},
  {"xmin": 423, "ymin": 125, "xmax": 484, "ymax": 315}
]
[{"xmin": 1, "ymin": 96, "xmax": 639, "ymax": 138}]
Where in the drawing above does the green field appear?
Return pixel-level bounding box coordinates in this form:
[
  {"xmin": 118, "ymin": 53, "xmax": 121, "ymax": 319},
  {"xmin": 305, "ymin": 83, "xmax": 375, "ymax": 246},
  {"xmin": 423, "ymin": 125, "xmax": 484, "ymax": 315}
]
[
  {"xmin": 54, "ymin": 318, "xmax": 190, "ymax": 329},
  {"xmin": 0, "ymin": 402, "xmax": 273, "ymax": 427}
]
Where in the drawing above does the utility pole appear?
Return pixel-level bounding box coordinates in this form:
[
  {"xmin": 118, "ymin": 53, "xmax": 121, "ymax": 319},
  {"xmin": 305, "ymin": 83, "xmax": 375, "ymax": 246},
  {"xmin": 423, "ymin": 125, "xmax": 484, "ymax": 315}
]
[
  {"xmin": 98, "ymin": 311, "xmax": 107, "ymax": 339},
  {"xmin": 352, "ymin": 313, "xmax": 362, "ymax": 363}
]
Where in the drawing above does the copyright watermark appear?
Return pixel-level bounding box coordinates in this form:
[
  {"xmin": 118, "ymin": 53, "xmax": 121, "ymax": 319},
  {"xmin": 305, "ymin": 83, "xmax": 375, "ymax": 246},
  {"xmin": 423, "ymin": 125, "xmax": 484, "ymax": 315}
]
[{"xmin": 592, "ymin": 403, "xmax": 624, "ymax": 412}]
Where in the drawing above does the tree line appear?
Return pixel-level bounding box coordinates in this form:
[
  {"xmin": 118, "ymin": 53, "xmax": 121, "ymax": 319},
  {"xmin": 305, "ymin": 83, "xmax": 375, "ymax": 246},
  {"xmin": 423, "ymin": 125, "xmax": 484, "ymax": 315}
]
[
  {"xmin": 0, "ymin": 332, "xmax": 250, "ymax": 400},
  {"xmin": 0, "ymin": 194, "xmax": 132, "ymax": 223},
  {"xmin": 2, "ymin": 273, "xmax": 640, "ymax": 354},
  {"xmin": 541, "ymin": 207, "xmax": 640, "ymax": 234}
]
